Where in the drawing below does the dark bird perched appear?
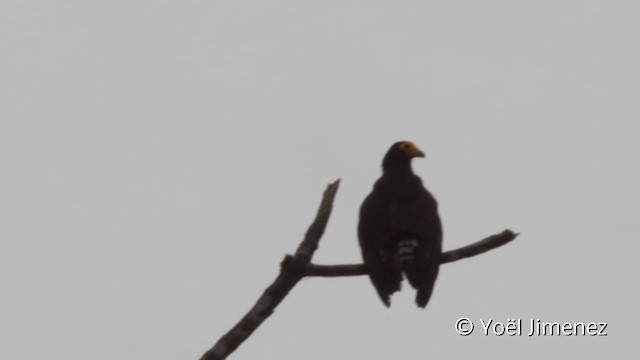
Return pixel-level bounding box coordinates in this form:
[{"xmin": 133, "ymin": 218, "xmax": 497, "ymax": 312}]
[{"xmin": 358, "ymin": 141, "xmax": 442, "ymax": 308}]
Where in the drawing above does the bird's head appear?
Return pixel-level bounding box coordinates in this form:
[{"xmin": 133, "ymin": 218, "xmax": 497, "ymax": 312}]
[{"xmin": 382, "ymin": 141, "xmax": 425, "ymax": 171}]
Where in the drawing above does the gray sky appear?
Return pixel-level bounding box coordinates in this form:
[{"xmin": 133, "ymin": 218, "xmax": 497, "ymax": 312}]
[{"xmin": 1, "ymin": 1, "xmax": 637, "ymax": 359}]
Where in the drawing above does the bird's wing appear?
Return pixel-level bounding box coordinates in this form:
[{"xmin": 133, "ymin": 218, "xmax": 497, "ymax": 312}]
[
  {"xmin": 358, "ymin": 191, "xmax": 402, "ymax": 307},
  {"xmin": 392, "ymin": 188, "xmax": 442, "ymax": 308}
]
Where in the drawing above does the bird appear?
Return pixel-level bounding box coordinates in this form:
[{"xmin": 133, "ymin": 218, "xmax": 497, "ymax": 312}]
[{"xmin": 358, "ymin": 141, "xmax": 442, "ymax": 308}]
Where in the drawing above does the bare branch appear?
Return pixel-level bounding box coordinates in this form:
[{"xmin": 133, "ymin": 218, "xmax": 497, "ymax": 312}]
[
  {"xmin": 440, "ymin": 229, "xmax": 518, "ymax": 264},
  {"xmin": 304, "ymin": 229, "xmax": 519, "ymax": 277},
  {"xmin": 199, "ymin": 181, "xmax": 518, "ymax": 360},
  {"xmin": 199, "ymin": 180, "xmax": 340, "ymax": 360},
  {"xmin": 305, "ymin": 263, "xmax": 367, "ymax": 277},
  {"xmin": 294, "ymin": 179, "xmax": 341, "ymax": 261}
]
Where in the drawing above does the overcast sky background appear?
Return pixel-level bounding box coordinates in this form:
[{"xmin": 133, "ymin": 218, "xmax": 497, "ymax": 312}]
[{"xmin": 1, "ymin": 1, "xmax": 638, "ymax": 359}]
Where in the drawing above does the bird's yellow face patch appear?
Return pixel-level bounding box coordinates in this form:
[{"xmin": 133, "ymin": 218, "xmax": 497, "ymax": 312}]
[{"xmin": 398, "ymin": 141, "xmax": 425, "ymax": 158}]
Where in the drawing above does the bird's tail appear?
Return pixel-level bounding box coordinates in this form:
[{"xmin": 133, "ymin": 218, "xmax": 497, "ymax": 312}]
[
  {"xmin": 401, "ymin": 238, "xmax": 440, "ymax": 308},
  {"xmin": 415, "ymin": 275, "xmax": 437, "ymax": 308}
]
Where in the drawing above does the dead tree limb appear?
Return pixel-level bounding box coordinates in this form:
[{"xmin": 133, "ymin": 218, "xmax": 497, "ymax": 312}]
[
  {"xmin": 304, "ymin": 229, "xmax": 518, "ymax": 277},
  {"xmin": 199, "ymin": 179, "xmax": 518, "ymax": 360},
  {"xmin": 199, "ymin": 180, "xmax": 340, "ymax": 360}
]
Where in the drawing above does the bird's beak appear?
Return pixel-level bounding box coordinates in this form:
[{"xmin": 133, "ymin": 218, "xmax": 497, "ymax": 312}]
[
  {"xmin": 400, "ymin": 142, "xmax": 426, "ymax": 158},
  {"xmin": 408, "ymin": 147, "xmax": 425, "ymax": 158}
]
